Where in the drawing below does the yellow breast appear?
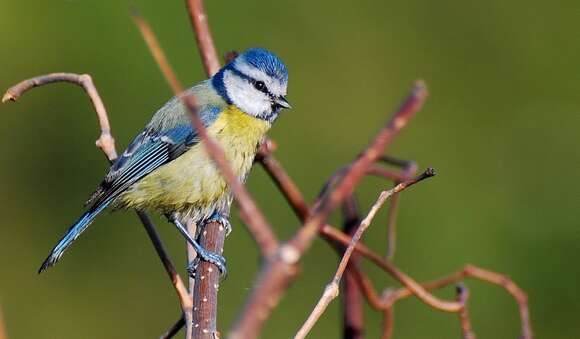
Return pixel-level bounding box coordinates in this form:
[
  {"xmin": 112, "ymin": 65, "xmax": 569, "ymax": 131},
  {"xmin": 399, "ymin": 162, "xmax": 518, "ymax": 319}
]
[{"xmin": 119, "ymin": 106, "xmax": 270, "ymax": 219}]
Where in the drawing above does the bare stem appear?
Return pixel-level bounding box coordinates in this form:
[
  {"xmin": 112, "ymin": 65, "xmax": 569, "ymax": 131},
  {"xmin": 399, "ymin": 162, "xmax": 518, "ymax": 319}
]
[
  {"xmin": 185, "ymin": 0, "xmax": 221, "ymax": 76},
  {"xmin": 456, "ymin": 284, "xmax": 476, "ymax": 339},
  {"xmin": 294, "ymin": 170, "xmax": 435, "ymax": 338},
  {"xmin": 340, "ymin": 197, "xmax": 364, "ymax": 339},
  {"xmin": 160, "ymin": 316, "xmax": 185, "ymax": 339},
  {"xmin": 3, "ymin": 73, "xmax": 117, "ymax": 161}
]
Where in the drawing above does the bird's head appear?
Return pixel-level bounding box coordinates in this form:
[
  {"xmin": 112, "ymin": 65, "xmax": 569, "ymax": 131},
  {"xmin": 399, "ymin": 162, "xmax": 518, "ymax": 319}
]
[{"xmin": 212, "ymin": 48, "xmax": 290, "ymax": 122}]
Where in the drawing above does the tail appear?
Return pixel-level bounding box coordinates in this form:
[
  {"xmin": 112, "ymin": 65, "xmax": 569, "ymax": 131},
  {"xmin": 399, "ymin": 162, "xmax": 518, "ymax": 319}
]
[{"xmin": 38, "ymin": 202, "xmax": 111, "ymax": 274}]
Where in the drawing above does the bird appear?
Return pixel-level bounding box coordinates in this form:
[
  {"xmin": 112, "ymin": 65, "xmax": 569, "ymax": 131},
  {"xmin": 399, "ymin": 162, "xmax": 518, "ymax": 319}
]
[{"xmin": 38, "ymin": 48, "xmax": 290, "ymax": 276}]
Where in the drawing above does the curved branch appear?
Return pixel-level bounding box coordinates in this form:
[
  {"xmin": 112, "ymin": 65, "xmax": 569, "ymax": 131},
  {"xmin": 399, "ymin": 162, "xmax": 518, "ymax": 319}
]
[{"xmin": 3, "ymin": 73, "xmax": 117, "ymax": 161}]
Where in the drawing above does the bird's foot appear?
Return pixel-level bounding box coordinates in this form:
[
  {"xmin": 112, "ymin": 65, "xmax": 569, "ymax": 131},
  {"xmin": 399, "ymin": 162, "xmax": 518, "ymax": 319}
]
[
  {"xmin": 165, "ymin": 213, "xmax": 227, "ymax": 278},
  {"xmin": 186, "ymin": 242, "xmax": 227, "ymax": 279},
  {"xmin": 205, "ymin": 211, "xmax": 232, "ymax": 237}
]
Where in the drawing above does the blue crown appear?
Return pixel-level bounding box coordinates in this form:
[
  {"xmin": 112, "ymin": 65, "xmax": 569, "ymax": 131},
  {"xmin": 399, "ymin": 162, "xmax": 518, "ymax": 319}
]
[{"xmin": 239, "ymin": 48, "xmax": 288, "ymax": 84}]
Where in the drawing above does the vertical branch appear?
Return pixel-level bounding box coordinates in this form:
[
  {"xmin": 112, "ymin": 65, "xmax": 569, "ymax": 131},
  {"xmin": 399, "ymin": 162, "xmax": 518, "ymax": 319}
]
[
  {"xmin": 0, "ymin": 306, "xmax": 6, "ymax": 339},
  {"xmin": 185, "ymin": 0, "xmax": 221, "ymax": 76},
  {"xmin": 341, "ymin": 197, "xmax": 364, "ymax": 339},
  {"xmin": 192, "ymin": 221, "xmax": 227, "ymax": 338},
  {"xmin": 381, "ymin": 307, "xmax": 394, "ymax": 339},
  {"xmin": 456, "ymin": 284, "xmax": 476, "ymax": 339},
  {"xmin": 377, "ymin": 156, "xmax": 417, "ymax": 260}
]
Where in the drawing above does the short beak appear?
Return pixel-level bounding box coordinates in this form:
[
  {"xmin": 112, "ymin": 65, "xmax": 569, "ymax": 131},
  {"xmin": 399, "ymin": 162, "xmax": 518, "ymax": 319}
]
[{"xmin": 275, "ymin": 96, "xmax": 291, "ymax": 109}]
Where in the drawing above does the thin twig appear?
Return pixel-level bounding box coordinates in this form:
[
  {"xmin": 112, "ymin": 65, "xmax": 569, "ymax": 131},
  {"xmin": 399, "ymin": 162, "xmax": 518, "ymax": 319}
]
[
  {"xmin": 3, "ymin": 73, "xmax": 117, "ymax": 161},
  {"xmin": 294, "ymin": 170, "xmax": 436, "ymax": 339},
  {"xmin": 382, "ymin": 265, "xmax": 531, "ymax": 338},
  {"xmin": 378, "ymin": 155, "xmax": 417, "ymax": 260},
  {"xmin": 381, "ymin": 305, "xmax": 394, "ymax": 339},
  {"xmin": 456, "ymin": 284, "xmax": 476, "ymax": 339},
  {"xmin": 185, "ymin": 0, "xmax": 220, "ymax": 76},
  {"xmin": 137, "ymin": 212, "xmax": 192, "ymax": 312},
  {"xmin": 160, "ymin": 316, "xmax": 185, "ymax": 339},
  {"xmin": 320, "ymin": 224, "xmax": 462, "ymax": 312},
  {"xmin": 340, "ymin": 196, "xmax": 364, "ymax": 339}
]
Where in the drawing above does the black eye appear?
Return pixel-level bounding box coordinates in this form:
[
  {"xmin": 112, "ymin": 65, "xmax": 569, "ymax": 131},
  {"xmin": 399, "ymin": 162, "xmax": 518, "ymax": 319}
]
[{"xmin": 253, "ymin": 81, "xmax": 265, "ymax": 91}]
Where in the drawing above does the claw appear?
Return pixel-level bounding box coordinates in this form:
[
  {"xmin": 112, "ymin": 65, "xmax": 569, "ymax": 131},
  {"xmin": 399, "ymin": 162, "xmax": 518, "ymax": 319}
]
[
  {"xmin": 206, "ymin": 212, "xmax": 232, "ymax": 237},
  {"xmin": 166, "ymin": 213, "xmax": 228, "ymax": 278},
  {"xmin": 187, "ymin": 249, "xmax": 227, "ymax": 278}
]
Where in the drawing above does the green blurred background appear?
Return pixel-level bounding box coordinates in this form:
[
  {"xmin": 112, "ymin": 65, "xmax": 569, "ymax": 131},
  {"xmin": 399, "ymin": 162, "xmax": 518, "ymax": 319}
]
[{"xmin": 1, "ymin": 0, "xmax": 579, "ymax": 338}]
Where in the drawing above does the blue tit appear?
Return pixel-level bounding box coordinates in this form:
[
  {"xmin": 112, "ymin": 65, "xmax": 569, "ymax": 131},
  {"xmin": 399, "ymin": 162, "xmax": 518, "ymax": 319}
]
[{"xmin": 39, "ymin": 48, "xmax": 291, "ymax": 275}]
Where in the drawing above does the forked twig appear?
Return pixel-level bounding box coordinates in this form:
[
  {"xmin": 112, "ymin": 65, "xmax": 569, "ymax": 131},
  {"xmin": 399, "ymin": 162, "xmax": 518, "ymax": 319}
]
[{"xmin": 294, "ymin": 169, "xmax": 436, "ymax": 338}]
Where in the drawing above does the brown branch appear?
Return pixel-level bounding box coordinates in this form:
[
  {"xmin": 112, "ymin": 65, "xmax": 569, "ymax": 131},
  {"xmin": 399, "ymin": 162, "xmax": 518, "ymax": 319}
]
[
  {"xmin": 0, "ymin": 306, "xmax": 6, "ymax": 339},
  {"xmin": 341, "ymin": 197, "xmax": 364, "ymax": 339},
  {"xmin": 295, "ymin": 169, "xmax": 435, "ymax": 338},
  {"xmin": 295, "ymin": 170, "xmax": 436, "ymax": 338},
  {"xmin": 192, "ymin": 220, "xmax": 226, "ymax": 338},
  {"xmin": 2, "ymin": 73, "xmax": 193, "ymax": 329},
  {"xmin": 185, "ymin": 0, "xmax": 221, "ymax": 76},
  {"xmin": 3, "ymin": 73, "xmax": 117, "ymax": 161},
  {"xmin": 381, "ymin": 305, "xmax": 394, "ymax": 339},
  {"xmin": 352, "ymin": 263, "xmax": 531, "ymax": 339},
  {"xmin": 321, "ymin": 224, "xmax": 462, "ymax": 312},
  {"xmin": 455, "ymin": 284, "xmax": 476, "ymax": 339},
  {"xmin": 381, "ymin": 265, "xmax": 531, "ymax": 338},
  {"xmin": 137, "ymin": 212, "xmax": 192, "ymax": 314}
]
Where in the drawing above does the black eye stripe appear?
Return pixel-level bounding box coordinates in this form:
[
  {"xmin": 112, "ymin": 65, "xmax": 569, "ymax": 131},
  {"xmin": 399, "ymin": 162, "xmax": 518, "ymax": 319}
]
[{"xmin": 229, "ymin": 66, "xmax": 275, "ymax": 98}]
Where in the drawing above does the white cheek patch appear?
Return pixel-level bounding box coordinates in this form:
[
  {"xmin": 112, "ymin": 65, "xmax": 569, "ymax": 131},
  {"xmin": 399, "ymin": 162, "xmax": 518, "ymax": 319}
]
[
  {"xmin": 223, "ymin": 70, "xmax": 271, "ymax": 117},
  {"xmin": 234, "ymin": 59, "xmax": 287, "ymax": 97}
]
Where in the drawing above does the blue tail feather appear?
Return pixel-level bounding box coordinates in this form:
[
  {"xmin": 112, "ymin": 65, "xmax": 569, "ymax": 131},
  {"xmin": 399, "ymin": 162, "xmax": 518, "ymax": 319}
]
[{"xmin": 38, "ymin": 201, "xmax": 111, "ymax": 273}]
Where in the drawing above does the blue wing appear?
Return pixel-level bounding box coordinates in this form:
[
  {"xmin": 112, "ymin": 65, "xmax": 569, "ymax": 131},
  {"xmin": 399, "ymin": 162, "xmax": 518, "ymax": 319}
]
[{"xmin": 86, "ymin": 124, "xmax": 199, "ymax": 209}]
